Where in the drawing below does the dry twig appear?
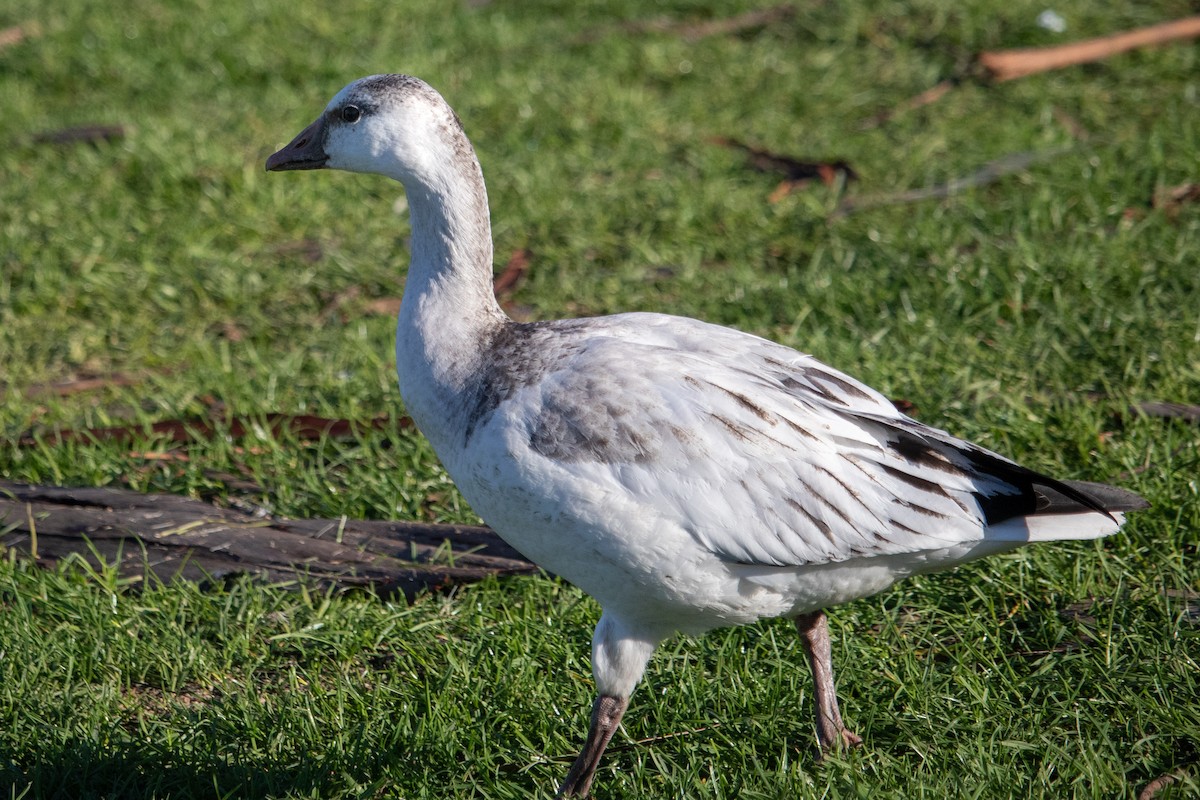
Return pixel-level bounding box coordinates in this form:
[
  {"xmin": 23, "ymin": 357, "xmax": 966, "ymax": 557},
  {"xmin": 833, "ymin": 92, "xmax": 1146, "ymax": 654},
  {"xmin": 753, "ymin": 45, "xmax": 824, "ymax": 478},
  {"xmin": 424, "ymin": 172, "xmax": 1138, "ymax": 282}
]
[
  {"xmin": 979, "ymin": 16, "xmax": 1200, "ymax": 82},
  {"xmin": 867, "ymin": 16, "xmax": 1200, "ymax": 126},
  {"xmin": 832, "ymin": 148, "xmax": 1068, "ymax": 218},
  {"xmin": 1138, "ymin": 769, "xmax": 1192, "ymax": 800},
  {"xmin": 861, "ymin": 80, "xmax": 956, "ymax": 129}
]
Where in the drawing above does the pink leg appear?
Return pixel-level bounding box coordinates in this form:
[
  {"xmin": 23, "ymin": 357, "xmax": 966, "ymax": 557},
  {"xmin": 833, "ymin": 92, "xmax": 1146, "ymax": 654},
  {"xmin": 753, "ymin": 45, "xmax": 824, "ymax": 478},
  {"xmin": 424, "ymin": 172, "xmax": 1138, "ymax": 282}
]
[
  {"xmin": 557, "ymin": 694, "xmax": 629, "ymax": 798},
  {"xmin": 794, "ymin": 610, "xmax": 863, "ymax": 752}
]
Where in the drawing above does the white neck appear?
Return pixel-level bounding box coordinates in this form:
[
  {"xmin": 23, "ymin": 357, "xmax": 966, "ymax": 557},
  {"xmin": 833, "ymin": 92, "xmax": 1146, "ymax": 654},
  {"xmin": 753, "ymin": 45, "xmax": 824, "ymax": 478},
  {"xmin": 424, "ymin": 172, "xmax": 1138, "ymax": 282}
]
[{"xmin": 393, "ymin": 140, "xmax": 509, "ymax": 450}]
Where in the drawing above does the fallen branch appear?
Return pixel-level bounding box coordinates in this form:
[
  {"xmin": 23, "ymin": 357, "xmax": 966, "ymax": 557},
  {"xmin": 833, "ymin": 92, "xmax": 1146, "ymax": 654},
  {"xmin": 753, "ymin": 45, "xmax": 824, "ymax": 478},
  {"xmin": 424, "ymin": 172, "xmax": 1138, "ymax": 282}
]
[
  {"xmin": 832, "ymin": 147, "xmax": 1069, "ymax": 218},
  {"xmin": 0, "ymin": 480, "xmax": 536, "ymax": 598},
  {"xmin": 979, "ymin": 16, "xmax": 1200, "ymax": 82},
  {"xmin": 20, "ymin": 412, "xmax": 411, "ymax": 448},
  {"xmin": 867, "ymin": 16, "xmax": 1200, "ymax": 126}
]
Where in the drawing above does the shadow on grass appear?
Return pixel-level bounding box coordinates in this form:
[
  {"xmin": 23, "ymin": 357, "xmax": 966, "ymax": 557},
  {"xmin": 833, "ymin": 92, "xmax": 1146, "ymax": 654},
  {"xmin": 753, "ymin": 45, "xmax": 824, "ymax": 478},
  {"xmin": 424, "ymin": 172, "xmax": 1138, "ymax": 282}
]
[{"xmin": 0, "ymin": 737, "xmax": 398, "ymax": 800}]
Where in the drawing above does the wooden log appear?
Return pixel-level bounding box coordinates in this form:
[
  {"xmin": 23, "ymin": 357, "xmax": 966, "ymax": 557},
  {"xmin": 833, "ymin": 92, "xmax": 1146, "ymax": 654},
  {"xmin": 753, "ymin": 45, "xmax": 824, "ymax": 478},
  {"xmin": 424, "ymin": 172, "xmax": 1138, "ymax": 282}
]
[{"xmin": 0, "ymin": 480, "xmax": 537, "ymax": 599}]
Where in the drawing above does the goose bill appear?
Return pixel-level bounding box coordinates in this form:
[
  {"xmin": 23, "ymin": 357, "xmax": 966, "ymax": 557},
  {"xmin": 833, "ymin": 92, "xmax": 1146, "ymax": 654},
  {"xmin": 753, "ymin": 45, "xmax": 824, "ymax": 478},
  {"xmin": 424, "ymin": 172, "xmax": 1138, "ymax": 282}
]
[{"xmin": 266, "ymin": 117, "xmax": 329, "ymax": 171}]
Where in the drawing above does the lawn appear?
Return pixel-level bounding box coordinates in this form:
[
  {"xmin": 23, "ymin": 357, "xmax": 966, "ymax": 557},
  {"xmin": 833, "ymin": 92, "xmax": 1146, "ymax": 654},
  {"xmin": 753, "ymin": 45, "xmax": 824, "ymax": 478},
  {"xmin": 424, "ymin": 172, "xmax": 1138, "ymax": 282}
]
[{"xmin": 1, "ymin": 0, "xmax": 1199, "ymax": 797}]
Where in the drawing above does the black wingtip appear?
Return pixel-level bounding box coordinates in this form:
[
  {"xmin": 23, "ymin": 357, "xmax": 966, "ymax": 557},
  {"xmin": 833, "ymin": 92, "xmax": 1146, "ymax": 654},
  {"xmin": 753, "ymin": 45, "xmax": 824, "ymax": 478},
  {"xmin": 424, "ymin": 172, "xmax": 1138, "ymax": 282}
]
[{"xmin": 1054, "ymin": 480, "xmax": 1150, "ymax": 513}]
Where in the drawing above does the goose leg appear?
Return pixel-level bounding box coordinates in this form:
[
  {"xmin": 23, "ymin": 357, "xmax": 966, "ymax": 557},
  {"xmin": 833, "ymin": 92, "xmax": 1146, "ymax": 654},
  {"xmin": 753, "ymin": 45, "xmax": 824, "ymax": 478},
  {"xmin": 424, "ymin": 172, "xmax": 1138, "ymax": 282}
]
[
  {"xmin": 794, "ymin": 610, "xmax": 862, "ymax": 751},
  {"xmin": 557, "ymin": 612, "xmax": 659, "ymax": 797},
  {"xmin": 557, "ymin": 694, "xmax": 629, "ymax": 798}
]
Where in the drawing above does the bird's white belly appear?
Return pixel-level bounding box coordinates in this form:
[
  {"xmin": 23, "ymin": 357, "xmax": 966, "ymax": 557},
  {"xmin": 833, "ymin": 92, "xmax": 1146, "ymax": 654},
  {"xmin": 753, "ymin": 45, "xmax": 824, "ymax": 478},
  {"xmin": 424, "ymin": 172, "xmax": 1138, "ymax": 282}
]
[
  {"xmin": 453, "ymin": 457, "xmax": 740, "ymax": 629},
  {"xmin": 440, "ymin": 433, "xmax": 942, "ymax": 636}
]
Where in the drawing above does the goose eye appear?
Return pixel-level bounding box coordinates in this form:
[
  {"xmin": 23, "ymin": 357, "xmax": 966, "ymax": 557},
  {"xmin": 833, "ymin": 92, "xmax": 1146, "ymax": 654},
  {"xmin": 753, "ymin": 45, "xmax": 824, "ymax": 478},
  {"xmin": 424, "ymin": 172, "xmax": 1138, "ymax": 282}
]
[{"xmin": 341, "ymin": 105, "xmax": 362, "ymax": 124}]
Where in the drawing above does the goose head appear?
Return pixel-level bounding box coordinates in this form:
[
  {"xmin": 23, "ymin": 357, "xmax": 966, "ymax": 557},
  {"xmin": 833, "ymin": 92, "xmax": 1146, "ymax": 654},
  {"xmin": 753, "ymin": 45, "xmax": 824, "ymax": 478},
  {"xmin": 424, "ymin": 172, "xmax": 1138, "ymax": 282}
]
[{"xmin": 266, "ymin": 74, "xmax": 471, "ymax": 189}]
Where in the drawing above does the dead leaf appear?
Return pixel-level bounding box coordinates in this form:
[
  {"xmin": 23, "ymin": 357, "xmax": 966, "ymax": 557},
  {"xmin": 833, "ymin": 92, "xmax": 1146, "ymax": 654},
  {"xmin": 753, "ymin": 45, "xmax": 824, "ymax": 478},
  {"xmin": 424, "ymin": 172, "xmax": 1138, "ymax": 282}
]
[
  {"xmin": 1058, "ymin": 600, "xmax": 1099, "ymax": 627},
  {"xmin": 0, "ymin": 25, "xmax": 29, "ymax": 49},
  {"xmin": 494, "ymin": 249, "xmax": 532, "ymax": 299},
  {"xmin": 1051, "ymin": 106, "xmax": 1091, "ymax": 141},
  {"xmin": 1153, "ymin": 183, "xmax": 1200, "ymax": 218},
  {"xmin": 362, "ymin": 297, "xmax": 403, "ymax": 316},
  {"xmin": 715, "ymin": 137, "xmax": 855, "ymax": 203},
  {"xmin": 1139, "ymin": 769, "xmax": 1191, "ymax": 800},
  {"xmin": 317, "ymin": 285, "xmax": 362, "ymax": 322},
  {"xmin": 272, "ymin": 238, "xmax": 324, "ymax": 263},
  {"xmin": 714, "ymin": 137, "xmax": 857, "ymax": 188},
  {"xmin": 218, "ymin": 320, "xmax": 245, "ymax": 342},
  {"xmin": 128, "ymin": 451, "xmax": 191, "ymax": 462}
]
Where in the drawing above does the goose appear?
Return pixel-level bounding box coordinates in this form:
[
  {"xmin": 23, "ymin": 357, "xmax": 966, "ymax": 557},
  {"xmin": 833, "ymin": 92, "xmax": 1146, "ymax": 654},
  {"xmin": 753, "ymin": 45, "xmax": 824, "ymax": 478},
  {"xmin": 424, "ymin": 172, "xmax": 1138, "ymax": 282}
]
[{"xmin": 266, "ymin": 75, "xmax": 1148, "ymax": 797}]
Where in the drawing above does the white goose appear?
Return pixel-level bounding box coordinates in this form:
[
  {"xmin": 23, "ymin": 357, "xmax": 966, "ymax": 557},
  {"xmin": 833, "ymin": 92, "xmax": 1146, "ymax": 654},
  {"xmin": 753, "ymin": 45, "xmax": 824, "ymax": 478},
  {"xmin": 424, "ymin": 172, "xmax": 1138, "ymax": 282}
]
[{"xmin": 266, "ymin": 75, "xmax": 1147, "ymax": 797}]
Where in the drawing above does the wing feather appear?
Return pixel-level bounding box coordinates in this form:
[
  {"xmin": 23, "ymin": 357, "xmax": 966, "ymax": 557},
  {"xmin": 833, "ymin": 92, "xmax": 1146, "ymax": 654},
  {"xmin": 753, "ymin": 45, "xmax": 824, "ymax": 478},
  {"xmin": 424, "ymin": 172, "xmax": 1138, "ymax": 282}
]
[{"xmin": 506, "ymin": 313, "xmax": 1130, "ymax": 568}]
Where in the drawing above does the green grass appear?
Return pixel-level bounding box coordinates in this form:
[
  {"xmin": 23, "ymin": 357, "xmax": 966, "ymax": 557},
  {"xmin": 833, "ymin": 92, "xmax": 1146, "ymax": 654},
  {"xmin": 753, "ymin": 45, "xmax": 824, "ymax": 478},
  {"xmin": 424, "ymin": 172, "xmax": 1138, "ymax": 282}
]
[{"xmin": 1, "ymin": 0, "xmax": 1199, "ymax": 796}]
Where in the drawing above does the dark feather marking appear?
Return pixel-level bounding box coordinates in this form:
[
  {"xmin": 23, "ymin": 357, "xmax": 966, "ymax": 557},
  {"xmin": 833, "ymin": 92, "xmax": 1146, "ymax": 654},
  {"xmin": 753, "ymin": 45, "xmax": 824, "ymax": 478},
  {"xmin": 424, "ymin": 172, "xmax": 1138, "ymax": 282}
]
[
  {"xmin": 781, "ymin": 416, "xmax": 820, "ymax": 442},
  {"xmin": 973, "ymin": 488, "xmax": 1038, "ymax": 524},
  {"xmin": 761, "ymin": 355, "xmax": 792, "ymax": 370},
  {"xmin": 667, "ymin": 423, "xmax": 696, "ymax": 447},
  {"xmin": 841, "ymin": 453, "xmax": 883, "ymax": 485},
  {"xmin": 887, "ymin": 428, "xmax": 1126, "ymax": 524},
  {"xmin": 784, "ymin": 497, "xmax": 836, "ymax": 545},
  {"xmin": 761, "ymin": 430, "xmax": 798, "ymax": 452},
  {"xmin": 893, "ymin": 498, "xmax": 951, "ymax": 519},
  {"xmin": 815, "ymin": 463, "xmax": 868, "ymax": 512},
  {"xmin": 888, "ymin": 432, "xmax": 969, "ymax": 476},
  {"xmin": 843, "ymin": 453, "xmax": 972, "ymax": 523},
  {"xmin": 778, "ymin": 374, "xmax": 844, "ymax": 406},
  {"xmin": 463, "ymin": 319, "xmax": 589, "ymax": 444},
  {"xmin": 804, "ymin": 477, "xmax": 857, "ymax": 529},
  {"xmin": 816, "ymin": 462, "xmax": 889, "ymax": 528},
  {"xmin": 808, "ymin": 369, "xmax": 874, "ymax": 401},
  {"xmin": 890, "ymin": 518, "xmax": 924, "ymax": 537},
  {"xmin": 706, "ymin": 381, "xmax": 774, "ymax": 423},
  {"xmin": 711, "ymin": 413, "xmax": 753, "ymax": 442},
  {"xmin": 1047, "ymin": 480, "xmax": 1149, "ymax": 513},
  {"xmin": 879, "ymin": 463, "xmax": 952, "ymax": 499},
  {"xmin": 745, "ymin": 424, "xmax": 796, "ymax": 451}
]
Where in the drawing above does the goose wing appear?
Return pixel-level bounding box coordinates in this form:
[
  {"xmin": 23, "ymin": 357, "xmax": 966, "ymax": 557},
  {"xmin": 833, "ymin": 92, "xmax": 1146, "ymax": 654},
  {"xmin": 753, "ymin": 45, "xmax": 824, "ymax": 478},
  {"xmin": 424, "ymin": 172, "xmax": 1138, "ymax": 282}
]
[{"xmin": 500, "ymin": 313, "xmax": 1128, "ymax": 568}]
